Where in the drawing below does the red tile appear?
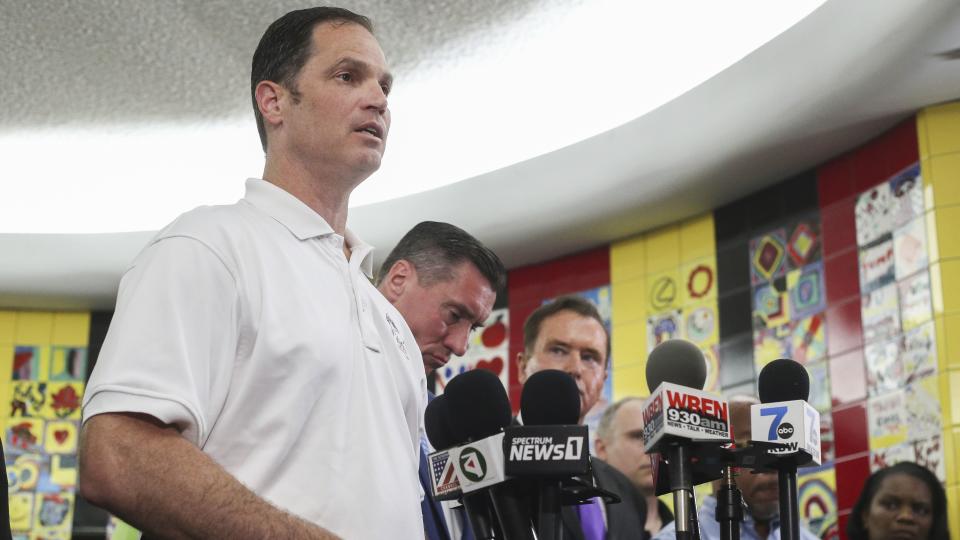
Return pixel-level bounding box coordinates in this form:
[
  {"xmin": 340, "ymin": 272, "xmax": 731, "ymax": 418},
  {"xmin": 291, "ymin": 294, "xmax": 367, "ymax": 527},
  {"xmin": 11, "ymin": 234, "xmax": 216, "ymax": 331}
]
[
  {"xmin": 852, "ymin": 140, "xmax": 890, "ymax": 192},
  {"xmin": 837, "ymin": 512, "xmax": 851, "ymax": 540},
  {"xmin": 829, "ymin": 349, "xmax": 867, "ymax": 406},
  {"xmin": 821, "ymin": 198, "xmax": 857, "ymax": 257},
  {"xmin": 826, "ymin": 299, "xmax": 863, "ymax": 356},
  {"xmin": 885, "ymin": 118, "xmax": 919, "ymax": 173},
  {"xmin": 825, "ymin": 248, "xmax": 860, "ymax": 303},
  {"xmin": 832, "ymin": 401, "xmax": 869, "ymax": 457},
  {"xmin": 818, "ymin": 154, "xmax": 854, "ymax": 207},
  {"xmin": 835, "ymin": 455, "xmax": 871, "ymax": 512}
]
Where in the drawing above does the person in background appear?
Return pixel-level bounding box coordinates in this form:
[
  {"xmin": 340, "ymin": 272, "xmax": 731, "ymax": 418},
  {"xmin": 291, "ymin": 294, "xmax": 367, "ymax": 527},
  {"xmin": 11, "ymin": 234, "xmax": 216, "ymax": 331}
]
[
  {"xmin": 652, "ymin": 395, "xmax": 819, "ymax": 540},
  {"xmin": 78, "ymin": 8, "xmax": 424, "ymax": 539},
  {"xmin": 595, "ymin": 397, "xmax": 673, "ymax": 539},
  {"xmin": 846, "ymin": 461, "xmax": 949, "ymax": 540},
  {"xmin": 376, "ymin": 220, "xmax": 505, "ymax": 540},
  {"xmin": 517, "ymin": 295, "xmax": 647, "ymax": 540}
]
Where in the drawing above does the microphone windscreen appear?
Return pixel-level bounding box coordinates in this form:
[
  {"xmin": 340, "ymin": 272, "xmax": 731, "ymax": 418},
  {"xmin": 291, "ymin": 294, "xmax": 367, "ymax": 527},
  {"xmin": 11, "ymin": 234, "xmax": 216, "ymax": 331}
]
[
  {"xmin": 424, "ymin": 394, "xmax": 458, "ymax": 450},
  {"xmin": 645, "ymin": 339, "xmax": 707, "ymax": 393},
  {"xmin": 444, "ymin": 368, "xmax": 512, "ymax": 443},
  {"xmin": 758, "ymin": 358, "xmax": 809, "ymax": 403},
  {"xmin": 520, "ymin": 369, "xmax": 580, "ymax": 425}
]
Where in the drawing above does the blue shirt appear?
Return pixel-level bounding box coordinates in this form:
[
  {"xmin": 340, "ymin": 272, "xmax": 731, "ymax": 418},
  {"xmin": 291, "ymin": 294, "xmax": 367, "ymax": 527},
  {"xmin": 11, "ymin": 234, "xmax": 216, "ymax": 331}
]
[{"xmin": 651, "ymin": 495, "xmax": 820, "ymax": 540}]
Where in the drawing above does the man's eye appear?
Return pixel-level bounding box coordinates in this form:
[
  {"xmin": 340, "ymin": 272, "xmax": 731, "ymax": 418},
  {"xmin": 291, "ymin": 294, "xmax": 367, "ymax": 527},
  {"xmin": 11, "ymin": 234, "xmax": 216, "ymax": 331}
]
[
  {"xmin": 337, "ymin": 72, "xmax": 353, "ymax": 82},
  {"xmin": 380, "ymin": 83, "xmax": 391, "ymax": 96}
]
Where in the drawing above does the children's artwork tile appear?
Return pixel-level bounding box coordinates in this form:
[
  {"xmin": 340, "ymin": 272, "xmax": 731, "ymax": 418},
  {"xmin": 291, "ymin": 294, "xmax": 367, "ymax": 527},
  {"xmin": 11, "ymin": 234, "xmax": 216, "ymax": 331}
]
[
  {"xmin": 858, "ymin": 235, "xmax": 896, "ymax": 293},
  {"xmin": 786, "ymin": 220, "xmax": 821, "ymax": 268},
  {"xmin": 647, "ymin": 310, "xmax": 683, "ymax": 350},
  {"xmin": 8, "ymin": 492, "xmax": 35, "ymax": 532},
  {"xmin": 753, "ymin": 325, "xmax": 791, "ymax": 369},
  {"xmin": 806, "ymin": 361, "xmax": 832, "ymax": 412},
  {"xmin": 750, "ymin": 229, "xmax": 788, "ymax": 285},
  {"xmin": 861, "ymin": 283, "xmax": 901, "ymax": 344},
  {"xmin": 33, "ymin": 491, "xmax": 75, "ymax": 535},
  {"xmin": 893, "ymin": 218, "xmax": 928, "ymax": 280},
  {"xmin": 900, "ymin": 321, "xmax": 937, "ymax": 383},
  {"xmin": 870, "ymin": 443, "xmax": 915, "ymax": 473},
  {"xmin": 6, "ymin": 418, "xmax": 45, "ymax": 454},
  {"xmin": 701, "ymin": 344, "xmax": 720, "ymax": 393},
  {"xmin": 819, "ymin": 412, "xmax": 835, "ymax": 463},
  {"xmin": 43, "ymin": 421, "xmax": 78, "ymax": 455},
  {"xmin": 867, "ymin": 390, "xmax": 908, "ymax": 450},
  {"xmin": 787, "ymin": 262, "xmax": 826, "ymax": 321},
  {"xmin": 47, "ymin": 347, "xmax": 87, "ymax": 381},
  {"xmin": 897, "ymin": 271, "xmax": 932, "ymax": 332},
  {"xmin": 40, "ymin": 382, "xmax": 83, "ymax": 420},
  {"xmin": 12, "ymin": 346, "xmax": 43, "ymax": 380},
  {"xmin": 9, "ymin": 381, "xmax": 48, "ymax": 418},
  {"xmin": 753, "ymin": 280, "xmax": 790, "ymax": 329},
  {"xmin": 684, "ymin": 304, "xmax": 718, "ymax": 345},
  {"xmin": 7, "ymin": 453, "xmax": 42, "ymax": 492},
  {"xmin": 680, "ymin": 259, "xmax": 717, "ymax": 306},
  {"xmin": 790, "ymin": 312, "xmax": 828, "ymax": 365},
  {"xmin": 797, "ymin": 463, "xmax": 837, "ymax": 539},
  {"xmin": 911, "ymin": 435, "xmax": 946, "ymax": 482},
  {"xmin": 864, "ymin": 339, "xmax": 902, "ymax": 396},
  {"xmin": 904, "ymin": 376, "xmax": 942, "ymax": 442},
  {"xmin": 889, "ymin": 165, "xmax": 923, "ymax": 229},
  {"xmin": 855, "ymin": 182, "xmax": 896, "ymax": 246}
]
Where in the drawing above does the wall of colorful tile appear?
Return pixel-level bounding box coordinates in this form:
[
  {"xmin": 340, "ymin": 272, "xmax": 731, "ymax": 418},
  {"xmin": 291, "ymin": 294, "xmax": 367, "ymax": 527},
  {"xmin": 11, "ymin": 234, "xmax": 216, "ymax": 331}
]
[{"xmin": 1, "ymin": 310, "xmax": 89, "ymax": 539}]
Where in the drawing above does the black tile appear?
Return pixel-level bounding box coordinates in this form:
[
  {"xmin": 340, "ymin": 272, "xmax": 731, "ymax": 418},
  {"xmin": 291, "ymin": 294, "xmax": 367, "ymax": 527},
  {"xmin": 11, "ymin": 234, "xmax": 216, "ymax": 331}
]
[
  {"xmin": 716, "ymin": 242, "xmax": 750, "ymax": 296},
  {"xmin": 719, "ymin": 333, "xmax": 756, "ymax": 388},
  {"xmin": 781, "ymin": 170, "xmax": 819, "ymax": 216},
  {"xmin": 719, "ymin": 289, "xmax": 752, "ymax": 338},
  {"xmin": 715, "ymin": 198, "xmax": 751, "ymax": 249},
  {"xmin": 87, "ymin": 310, "xmax": 113, "ymax": 380},
  {"xmin": 745, "ymin": 187, "xmax": 783, "ymax": 231}
]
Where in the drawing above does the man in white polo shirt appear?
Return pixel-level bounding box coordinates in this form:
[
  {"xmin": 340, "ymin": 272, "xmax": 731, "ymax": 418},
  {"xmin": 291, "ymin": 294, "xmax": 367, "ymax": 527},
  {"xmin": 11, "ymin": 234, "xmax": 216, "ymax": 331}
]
[{"xmin": 78, "ymin": 7, "xmax": 424, "ymax": 539}]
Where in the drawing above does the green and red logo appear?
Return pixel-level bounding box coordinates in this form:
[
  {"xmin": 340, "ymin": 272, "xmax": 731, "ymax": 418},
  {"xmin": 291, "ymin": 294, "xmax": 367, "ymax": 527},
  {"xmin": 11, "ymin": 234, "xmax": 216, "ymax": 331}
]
[{"xmin": 458, "ymin": 447, "xmax": 487, "ymax": 482}]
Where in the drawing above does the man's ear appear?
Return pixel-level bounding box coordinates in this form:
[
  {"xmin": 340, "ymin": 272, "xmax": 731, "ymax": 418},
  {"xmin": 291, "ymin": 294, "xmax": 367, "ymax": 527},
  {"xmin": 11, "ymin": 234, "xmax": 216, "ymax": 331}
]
[
  {"xmin": 594, "ymin": 437, "xmax": 608, "ymax": 459},
  {"xmin": 516, "ymin": 351, "xmax": 529, "ymax": 384},
  {"xmin": 255, "ymin": 80, "xmax": 285, "ymax": 131},
  {"xmin": 380, "ymin": 259, "xmax": 415, "ymax": 302}
]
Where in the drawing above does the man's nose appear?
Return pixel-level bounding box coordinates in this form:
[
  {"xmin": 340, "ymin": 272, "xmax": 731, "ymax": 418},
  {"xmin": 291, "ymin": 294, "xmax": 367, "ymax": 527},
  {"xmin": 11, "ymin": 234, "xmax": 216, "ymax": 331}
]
[
  {"xmin": 563, "ymin": 354, "xmax": 584, "ymax": 379},
  {"xmin": 365, "ymin": 81, "xmax": 388, "ymax": 113},
  {"xmin": 445, "ymin": 325, "xmax": 470, "ymax": 357}
]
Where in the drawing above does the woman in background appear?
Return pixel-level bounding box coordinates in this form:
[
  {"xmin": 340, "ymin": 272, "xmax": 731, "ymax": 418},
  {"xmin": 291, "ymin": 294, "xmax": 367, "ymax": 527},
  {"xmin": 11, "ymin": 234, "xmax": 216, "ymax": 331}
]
[{"xmin": 846, "ymin": 461, "xmax": 949, "ymax": 540}]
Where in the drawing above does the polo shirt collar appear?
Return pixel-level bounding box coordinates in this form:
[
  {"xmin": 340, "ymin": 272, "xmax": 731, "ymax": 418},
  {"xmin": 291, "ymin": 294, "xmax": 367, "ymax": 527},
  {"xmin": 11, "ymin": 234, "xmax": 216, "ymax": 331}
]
[{"xmin": 244, "ymin": 178, "xmax": 375, "ymax": 279}]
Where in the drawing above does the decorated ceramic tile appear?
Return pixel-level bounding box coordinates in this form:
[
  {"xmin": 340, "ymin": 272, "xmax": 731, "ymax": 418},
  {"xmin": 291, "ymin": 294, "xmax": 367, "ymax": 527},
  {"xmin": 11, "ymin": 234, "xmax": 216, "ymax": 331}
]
[
  {"xmin": 47, "ymin": 347, "xmax": 87, "ymax": 382},
  {"xmin": 753, "ymin": 325, "xmax": 792, "ymax": 369},
  {"xmin": 819, "ymin": 411, "xmax": 835, "ymax": 463},
  {"xmin": 436, "ymin": 308, "xmax": 509, "ymax": 394},
  {"xmin": 893, "ymin": 218, "xmax": 928, "ymax": 281},
  {"xmin": 806, "ymin": 361, "xmax": 832, "ymax": 412},
  {"xmin": 9, "ymin": 381, "xmax": 48, "ymax": 418},
  {"xmin": 753, "ymin": 280, "xmax": 790, "ymax": 329},
  {"xmin": 43, "ymin": 421, "xmax": 78, "ymax": 455},
  {"xmin": 797, "ymin": 463, "xmax": 837, "ymax": 539},
  {"xmin": 680, "ymin": 258, "xmax": 717, "ymax": 306},
  {"xmin": 855, "ymin": 181, "xmax": 896, "ymax": 246},
  {"xmin": 868, "ymin": 390, "xmax": 908, "ymax": 449},
  {"xmin": 12, "ymin": 346, "xmax": 44, "ymax": 380},
  {"xmin": 870, "ymin": 443, "xmax": 915, "ymax": 472},
  {"xmin": 34, "ymin": 454, "xmax": 77, "ymax": 493},
  {"xmin": 39, "ymin": 382, "xmax": 83, "ymax": 421},
  {"xmin": 861, "ymin": 283, "xmax": 901, "ymax": 344},
  {"xmin": 889, "ymin": 164, "xmax": 924, "ymax": 228},
  {"xmin": 750, "ymin": 229, "xmax": 788, "ymax": 285},
  {"xmin": 897, "ymin": 271, "xmax": 932, "ymax": 332},
  {"xmin": 6, "ymin": 418, "xmax": 45, "ymax": 454},
  {"xmin": 912, "ymin": 435, "xmax": 946, "ymax": 482},
  {"xmin": 790, "ymin": 312, "xmax": 828, "ymax": 365},
  {"xmin": 904, "ymin": 375, "xmax": 941, "ymax": 442},
  {"xmin": 787, "ymin": 262, "xmax": 826, "ymax": 321},
  {"xmin": 900, "ymin": 321, "xmax": 937, "ymax": 384},
  {"xmin": 864, "ymin": 339, "xmax": 902, "ymax": 396},
  {"xmin": 702, "ymin": 344, "xmax": 720, "ymax": 393},
  {"xmin": 858, "ymin": 235, "xmax": 896, "ymax": 293},
  {"xmin": 33, "ymin": 491, "xmax": 74, "ymax": 537},
  {"xmin": 684, "ymin": 303, "xmax": 718, "ymax": 345},
  {"xmin": 786, "ymin": 220, "xmax": 821, "ymax": 268},
  {"xmin": 647, "ymin": 271, "xmax": 681, "ymax": 312},
  {"xmin": 6, "ymin": 453, "xmax": 43, "ymax": 493},
  {"xmin": 648, "ymin": 310, "xmax": 683, "ymax": 350},
  {"xmin": 8, "ymin": 492, "xmax": 34, "ymax": 532}
]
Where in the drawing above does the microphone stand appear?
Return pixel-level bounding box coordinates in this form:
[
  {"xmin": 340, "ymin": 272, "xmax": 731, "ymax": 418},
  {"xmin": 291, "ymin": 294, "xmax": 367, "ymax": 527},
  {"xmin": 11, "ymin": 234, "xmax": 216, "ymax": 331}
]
[
  {"xmin": 665, "ymin": 443, "xmax": 696, "ymax": 540},
  {"xmin": 776, "ymin": 461, "xmax": 800, "ymax": 540},
  {"xmin": 715, "ymin": 465, "xmax": 742, "ymax": 540}
]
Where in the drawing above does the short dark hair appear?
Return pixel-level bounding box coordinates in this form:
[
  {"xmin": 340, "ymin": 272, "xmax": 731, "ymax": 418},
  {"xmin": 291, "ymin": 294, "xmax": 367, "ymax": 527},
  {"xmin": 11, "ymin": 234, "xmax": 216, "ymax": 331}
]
[
  {"xmin": 251, "ymin": 7, "xmax": 374, "ymax": 152},
  {"xmin": 377, "ymin": 221, "xmax": 506, "ymax": 294},
  {"xmin": 846, "ymin": 461, "xmax": 949, "ymax": 540},
  {"xmin": 523, "ymin": 295, "xmax": 610, "ymax": 363},
  {"xmin": 596, "ymin": 397, "xmax": 643, "ymax": 443}
]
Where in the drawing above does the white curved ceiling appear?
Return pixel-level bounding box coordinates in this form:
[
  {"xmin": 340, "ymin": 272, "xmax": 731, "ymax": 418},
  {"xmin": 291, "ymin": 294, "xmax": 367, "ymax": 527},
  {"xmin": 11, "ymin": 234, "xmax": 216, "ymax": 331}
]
[{"xmin": 2, "ymin": 0, "xmax": 960, "ymax": 309}]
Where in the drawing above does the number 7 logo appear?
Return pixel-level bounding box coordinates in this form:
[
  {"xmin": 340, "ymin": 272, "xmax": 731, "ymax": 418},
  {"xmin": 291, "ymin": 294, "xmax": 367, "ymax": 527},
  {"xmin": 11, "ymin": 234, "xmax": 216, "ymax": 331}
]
[{"xmin": 761, "ymin": 406, "xmax": 788, "ymax": 441}]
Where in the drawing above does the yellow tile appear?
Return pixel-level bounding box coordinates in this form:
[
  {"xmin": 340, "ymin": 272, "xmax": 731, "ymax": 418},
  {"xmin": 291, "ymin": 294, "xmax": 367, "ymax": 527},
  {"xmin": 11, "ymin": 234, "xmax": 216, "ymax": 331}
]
[
  {"xmin": 920, "ymin": 101, "xmax": 960, "ymax": 156},
  {"xmin": 610, "ymin": 234, "xmax": 646, "ymax": 283},
  {"xmin": 944, "ymin": 313, "xmax": 960, "ymax": 370},
  {"xmin": 680, "ymin": 256, "xmax": 718, "ymax": 307},
  {"xmin": 14, "ymin": 312, "xmax": 54, "ymax": 345},
  {"xmin": 611, "ymin": 277, "xmax": 645, "ymax": 326},
  {"xmin": 947, "ymin": 371, "xmax": 960, "ymax": 427},
  {"xmin": 926, "ymin": 208, "xmax": 941, "ymax": 265},
  {"xmin": 941, "ymin": 259, "xmax": 960, "ymax": 315},
  {"xmin": 611, "ymin": 363, "xmax": 649, "ymax": 401},
  {"xmin": 952, "ymin": 428, "xmax": 960, "ymax": 484},
  {"xmin": 917, "ymin": 112, "xmax": 931, "ymax": 161},
  {"xmin": 612, "ymin": 319, "xmax": 646, "ymax": 372},
  {"xmin": 645, "ymin": 269, "xmax": 681, "ymax": 313},
  {"xmin": 935, "ymin": 206, "xmax": 960, "ymax": 261},
  {"xmin": 644, "ymin": 224, "xmax": 681, "ymax": 275},
  {"xmin": 926, "ymin": 153, "xmax": 960, "ymax": 208},
  {"xmin": 0, "ymin": 311, "xmax": 14, "ymax": 344},
  {"xmin": 52, "ymin": 312, "xmax": 90, "ymax": 346},
  {"xmin": 680, "ymin": 213, "xmax": 716, "ymax": 262},
  {"xmin": 949, "ymin": 486, "xmax": 960, "ymax": 539}
]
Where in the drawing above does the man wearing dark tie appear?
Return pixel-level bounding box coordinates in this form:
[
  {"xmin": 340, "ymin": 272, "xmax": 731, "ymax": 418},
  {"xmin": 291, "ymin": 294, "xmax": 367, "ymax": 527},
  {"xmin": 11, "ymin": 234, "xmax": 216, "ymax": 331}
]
[
  {"xmin": 376, "ymin": 221, "xmax": 505, "ymax": 540},
  {"xmin": 517, "ymin": 295, "xmax": 647, "ymax": 540}
]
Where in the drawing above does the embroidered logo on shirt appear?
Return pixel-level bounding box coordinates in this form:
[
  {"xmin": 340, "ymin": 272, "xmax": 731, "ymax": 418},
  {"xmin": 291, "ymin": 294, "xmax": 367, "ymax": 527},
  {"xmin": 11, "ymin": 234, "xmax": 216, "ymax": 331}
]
[{"xmin": 385, "ymin": 313, "xmax": 411, "ymax": 361}]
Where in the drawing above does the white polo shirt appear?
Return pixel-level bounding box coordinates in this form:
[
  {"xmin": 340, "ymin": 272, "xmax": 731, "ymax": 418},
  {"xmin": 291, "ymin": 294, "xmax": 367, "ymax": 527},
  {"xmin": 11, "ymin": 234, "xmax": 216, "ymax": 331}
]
[{"xmin": 83, "ymin": 178, "xmax": 427, "ymax": 539}]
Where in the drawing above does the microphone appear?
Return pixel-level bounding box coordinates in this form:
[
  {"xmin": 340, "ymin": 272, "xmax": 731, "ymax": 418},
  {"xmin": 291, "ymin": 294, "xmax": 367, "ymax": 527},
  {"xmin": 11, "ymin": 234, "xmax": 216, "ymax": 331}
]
[
  {"xmin": 424, "ymin": 394, "xmax": 464, "ymax": 502},
  {"xmin": 642, "ymin": 339, "xmax": 732, "ymax": 540},
  {"xmin": 444, "ymin": 369, "xmax": 534, "ymax": 540},
  {"xmin": 750, "ymin": 359, "xmax": 821, "ymax": 540}
]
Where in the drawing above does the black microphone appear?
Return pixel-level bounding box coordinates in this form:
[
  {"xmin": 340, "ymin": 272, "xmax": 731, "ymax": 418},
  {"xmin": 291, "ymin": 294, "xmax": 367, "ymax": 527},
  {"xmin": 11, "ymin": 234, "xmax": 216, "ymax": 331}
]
[
  {"xmin": 518, "ymin": 370, "xmax": 581, "ymax": 540},
  {"xmin": 443, "ymin": 369, "xmax": 534, "ymax": 540},
  {"xmin": 424, "ymin": 394, "xmax": 465, "ymax": 502},
  {"xmin": 643, "ymin": 339, "xmax": 730, "ymax": 540},
  {"xmin": 752, "ymin": 359, "xmax": 821, "ymax": 540}
]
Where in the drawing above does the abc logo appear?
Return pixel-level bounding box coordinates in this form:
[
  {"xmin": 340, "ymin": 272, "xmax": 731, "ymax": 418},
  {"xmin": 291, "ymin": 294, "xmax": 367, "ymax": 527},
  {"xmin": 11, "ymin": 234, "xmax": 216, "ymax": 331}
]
[{"xmin": 777, "ymin": 423, "xmax": 795, "ymax": 439}]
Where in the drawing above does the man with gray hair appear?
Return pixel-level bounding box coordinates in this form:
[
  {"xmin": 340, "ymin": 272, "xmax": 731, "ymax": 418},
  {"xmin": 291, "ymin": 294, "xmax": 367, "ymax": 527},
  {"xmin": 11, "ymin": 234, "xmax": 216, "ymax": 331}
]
[{"xmin": 595, "ymin": 397, "xmax": 673, "ymax": 538}]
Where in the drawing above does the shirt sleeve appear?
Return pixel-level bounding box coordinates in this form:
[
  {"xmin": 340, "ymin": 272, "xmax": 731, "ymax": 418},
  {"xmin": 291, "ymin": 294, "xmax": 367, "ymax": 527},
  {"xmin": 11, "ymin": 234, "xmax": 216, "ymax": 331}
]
[{"xmin": 82, "ymin": 235, "xmax": 240, "ymax": 447}]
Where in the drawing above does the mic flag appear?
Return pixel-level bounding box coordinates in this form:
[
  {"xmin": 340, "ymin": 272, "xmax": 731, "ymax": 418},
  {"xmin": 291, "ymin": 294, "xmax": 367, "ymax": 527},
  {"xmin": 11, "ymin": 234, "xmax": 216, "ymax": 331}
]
[{"xmin": 749, "ymin": 400, "xmax": 822, "ymax": 467}]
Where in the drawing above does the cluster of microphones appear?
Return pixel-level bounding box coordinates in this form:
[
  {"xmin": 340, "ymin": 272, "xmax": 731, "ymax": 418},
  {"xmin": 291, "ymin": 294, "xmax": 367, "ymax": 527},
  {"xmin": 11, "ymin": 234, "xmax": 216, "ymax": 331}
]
[{"xmin": 425, "ymin": 339, "xmax": 821, "ymax": 540}]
